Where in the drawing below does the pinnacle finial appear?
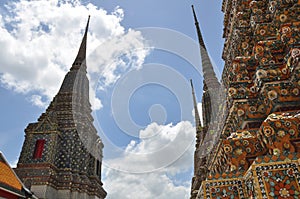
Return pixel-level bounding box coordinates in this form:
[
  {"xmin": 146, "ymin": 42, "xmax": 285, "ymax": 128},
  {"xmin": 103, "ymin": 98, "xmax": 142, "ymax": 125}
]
[
  {"xmin": 191, "ymin": 5, "xmax": 198, "ymax": 25},
  {"xmin": 85, "ymin": 15, "xmax": 90, "ymax": 37},
  {"xmin": 87, "ymin": 16, "xmax": 90, "ymax": 27},
  {"xmin": 72, "ymin": 16, "xmax": 90, "ymax": 69}
]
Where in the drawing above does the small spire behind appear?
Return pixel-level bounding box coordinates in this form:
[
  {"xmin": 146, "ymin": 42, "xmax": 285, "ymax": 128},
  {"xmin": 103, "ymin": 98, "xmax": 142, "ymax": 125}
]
[
  {"xmin": 190, "ymin": 79, "xmax": 202, "ymax": 130},
  {"xmin": 72, "ymin": 15, "xmax": 90, "ymax": 69}
]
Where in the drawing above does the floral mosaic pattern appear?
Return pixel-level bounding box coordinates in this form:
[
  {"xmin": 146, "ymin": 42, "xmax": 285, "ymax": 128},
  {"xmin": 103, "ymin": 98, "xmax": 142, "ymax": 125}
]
[
  {"xmin": 223, "ymin": 130, "xmax": 266, "ymax": 171},
  {"xmin": 255, "ymin": 162, "xmax": 300, "ymax": 199},
  {"xmin": 259, "ymin": 111, "xmax": 300, "ymax": 156},
  {"xmin": 244, "ymin": 170, "xmax": 256, "ymax": 198},
  {"xmin": 203, "ymin": 178, "xmax": 247, "ymax": 199}
]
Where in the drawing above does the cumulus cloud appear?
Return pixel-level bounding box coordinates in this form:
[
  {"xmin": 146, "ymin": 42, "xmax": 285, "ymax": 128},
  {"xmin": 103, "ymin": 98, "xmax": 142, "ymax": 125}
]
[
  {"xmin": 29, "ymin": 95, "xmax": 47, "ymax": 108},
  {"xmin": 106, "ymin": 121, "xmax": 194, "ymax": 173},
  {"xmin": 103, "ymin": 121, "xmax": 195, "ymax": 198},
  {"xmin": 89, "ymin": 29, "xmax": 149, "ymax": 90},
  {"xmin": 0, "ymin": 0, "xmax": 149, "ymax": 109},
  {"xmin": 103, "ymin": 169, "xmax": 190, "ymax": 199}
]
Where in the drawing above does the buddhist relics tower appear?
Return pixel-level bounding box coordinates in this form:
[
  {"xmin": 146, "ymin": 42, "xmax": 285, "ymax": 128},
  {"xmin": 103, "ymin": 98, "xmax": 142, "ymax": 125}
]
[{"xmin": 15, "ymin": 17, "xmax": 107, "ymax": 199}]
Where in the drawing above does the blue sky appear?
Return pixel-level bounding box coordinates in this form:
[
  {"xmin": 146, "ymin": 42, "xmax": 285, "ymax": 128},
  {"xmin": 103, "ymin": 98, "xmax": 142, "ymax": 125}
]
[{"xmin": 0, "ymin": 0, "xmax": 224, "ymax": 198}]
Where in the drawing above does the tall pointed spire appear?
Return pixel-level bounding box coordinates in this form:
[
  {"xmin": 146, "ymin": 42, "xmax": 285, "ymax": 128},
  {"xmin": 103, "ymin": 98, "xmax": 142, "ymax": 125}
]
[
  {"xmin": 190, "ymin": 79, "xmax": 202, "ymax": 130},
  {"xmin": 191, "ymin": 5, "xmax": 220, "ymax": 89},
  {"xmin": 59, "ymin": 16, "xmax": 91, "ymax": 94},
  {"xmin": 72, "ymin": 15, "xmax": 90, "ymax": 69},
  {"xmin": 15, "ymin": 15, "xmax": 107, "ymax": 199}
]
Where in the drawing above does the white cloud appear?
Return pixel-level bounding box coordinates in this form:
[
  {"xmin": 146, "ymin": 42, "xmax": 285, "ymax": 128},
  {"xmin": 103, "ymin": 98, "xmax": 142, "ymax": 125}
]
[
  {"xmin": 29, "ymin": 95, "xmax": 47, "ymax": 108},
  {"xmin": 103, "ymin": 121, "xmax": 195, "ymax": 198},
  {"xmin": 103, "ymin": 169, "xmax": 190, "ymax": 199},
  {"xmin": 89, "ymin": 29, "xmax": 149, "ymax": 90},
  {"xmin": 0, "ymin": 0, "xmax": 149, "ymax": 110},
  {"xmin": 106, "ymin": 121, "xmax": 194, "ymax": 173}
]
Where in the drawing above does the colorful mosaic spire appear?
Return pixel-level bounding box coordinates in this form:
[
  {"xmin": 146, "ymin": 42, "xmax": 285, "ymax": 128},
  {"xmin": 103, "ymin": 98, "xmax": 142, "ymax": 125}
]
[{"xmin": 15, "ymin": 16, "xmax": 106, "ymax": 199}]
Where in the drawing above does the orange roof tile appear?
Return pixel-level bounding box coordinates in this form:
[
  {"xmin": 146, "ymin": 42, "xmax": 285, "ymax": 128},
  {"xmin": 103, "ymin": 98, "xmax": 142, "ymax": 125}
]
[{"xmin": 0, "ymin": 155, "xmax": 22, "ymax": 191}]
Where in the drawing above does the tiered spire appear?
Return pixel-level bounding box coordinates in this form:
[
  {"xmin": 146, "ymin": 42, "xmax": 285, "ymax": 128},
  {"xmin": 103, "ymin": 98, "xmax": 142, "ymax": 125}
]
[
  {"xmin": 59, "ymin": 16, "xmax": 91, "ymax": 95},
  {"xmin": 191, "ymin": 5, "xmax": 220, "ymax": 89}
]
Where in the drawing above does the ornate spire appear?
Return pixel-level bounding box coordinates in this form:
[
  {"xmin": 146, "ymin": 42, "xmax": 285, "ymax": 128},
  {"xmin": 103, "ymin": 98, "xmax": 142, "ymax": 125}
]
[
  {"xmin": 191, "ymin": 5, "xmax": 220, "ymax": 89},
  {"xmin": 72, "ymin": 15, "xmax": 90, "ymax": 69},
  {"xmin": 190, "ymin": 79, "xmax": 202, "ymax": 130},
  {"xmin": 15, "ymin": 15, "xmax": 107, "ymax": 199}
]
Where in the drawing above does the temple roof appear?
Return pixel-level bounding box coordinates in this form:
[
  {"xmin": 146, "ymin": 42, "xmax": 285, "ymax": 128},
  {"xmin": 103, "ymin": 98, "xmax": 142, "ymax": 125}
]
[
  {"xmin": 0, "ymin": 152, "xmax": 33, "ymax": 198},
  {"xmin": 0, "ymin": 154, "xmax": 22, "ymax": 192}
]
